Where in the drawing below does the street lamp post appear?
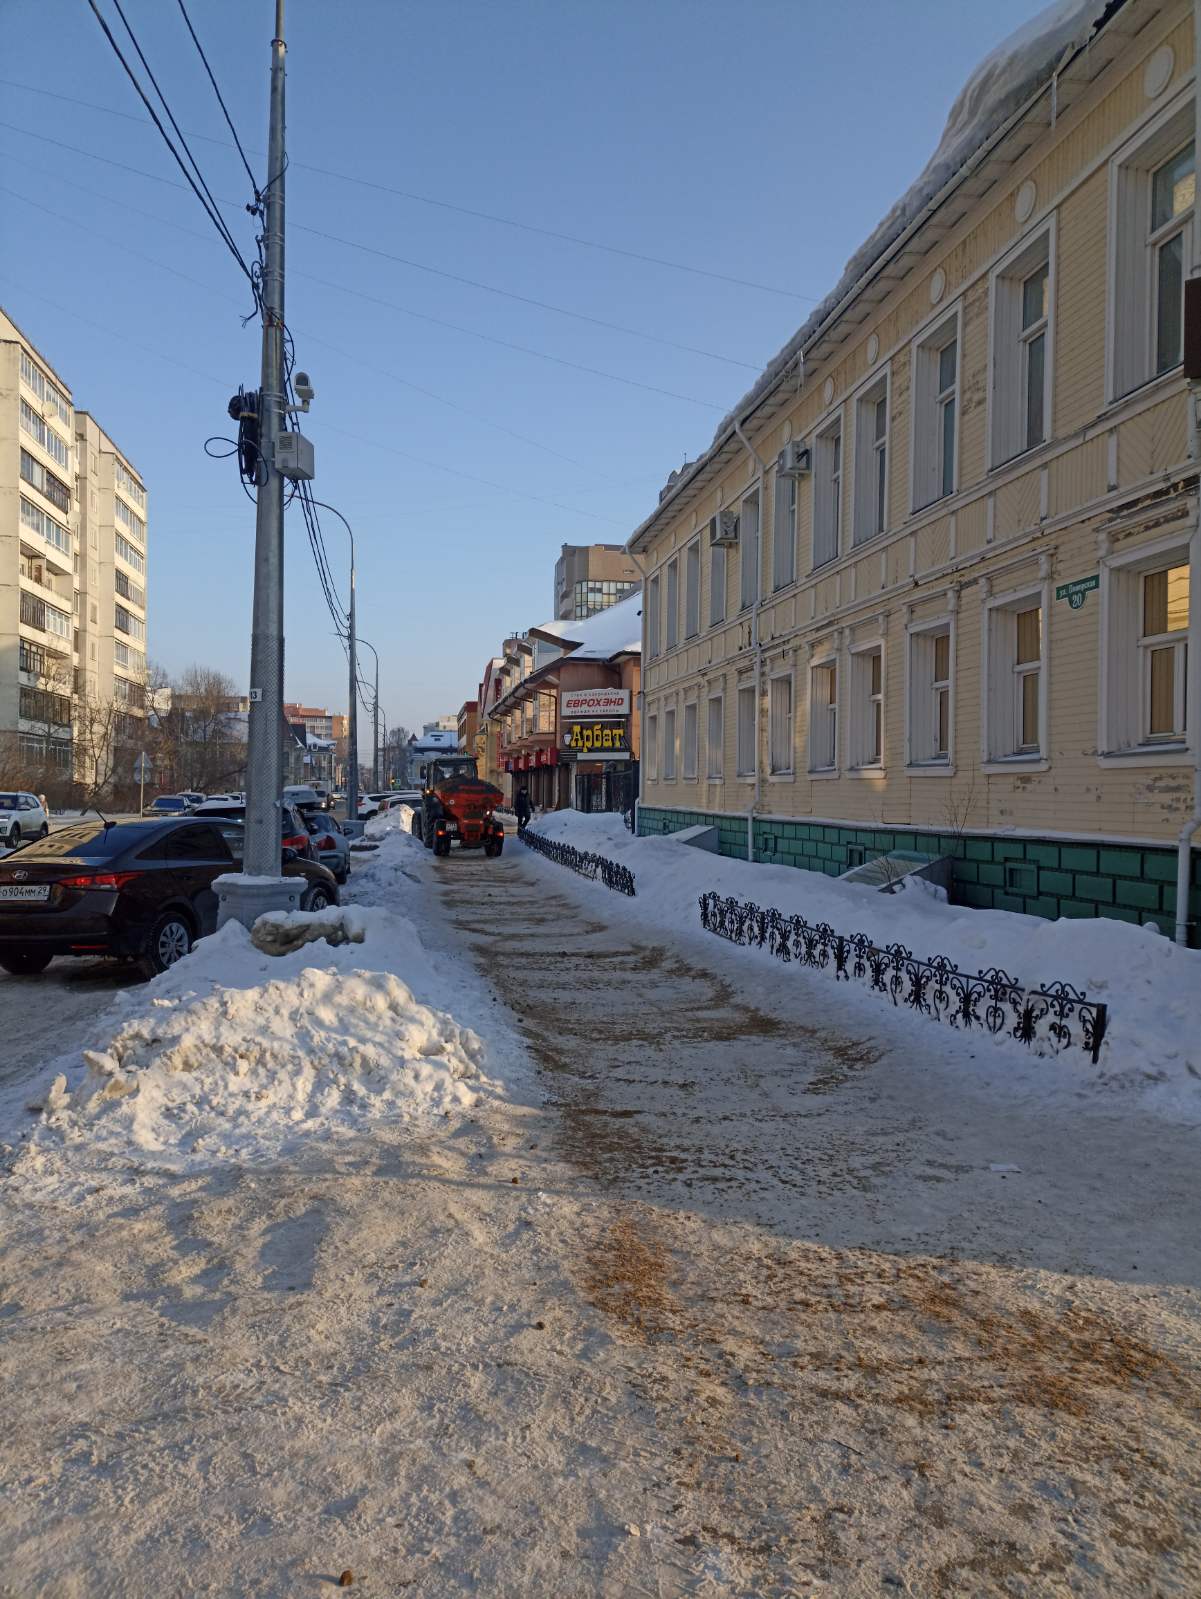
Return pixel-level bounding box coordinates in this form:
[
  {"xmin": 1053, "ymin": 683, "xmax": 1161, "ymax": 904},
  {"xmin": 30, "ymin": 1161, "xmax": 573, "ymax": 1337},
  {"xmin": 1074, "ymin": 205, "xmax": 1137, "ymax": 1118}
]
[
  {"xmin": 357, "ymin": 635, "xmax": 381, "ymax": 790},
  {"xmin": 307, "ymin": 497, "xmax": 359, "ymax": 831}
]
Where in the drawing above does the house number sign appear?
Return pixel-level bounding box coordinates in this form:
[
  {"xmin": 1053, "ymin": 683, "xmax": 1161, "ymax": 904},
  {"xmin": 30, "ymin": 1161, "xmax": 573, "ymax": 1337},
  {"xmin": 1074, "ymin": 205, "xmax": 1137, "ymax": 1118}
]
[{"xmin": 1055, "ymin": 574, "xmax": 1099, "ymax": 610}]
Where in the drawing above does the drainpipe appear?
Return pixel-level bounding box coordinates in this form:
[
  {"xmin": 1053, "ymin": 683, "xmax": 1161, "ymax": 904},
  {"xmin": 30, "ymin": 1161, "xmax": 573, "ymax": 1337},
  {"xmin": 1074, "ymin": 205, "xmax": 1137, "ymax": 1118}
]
[
  {"xmin": 627, "ymin": 549, "xmax": 650, "ymax": 836},
  {"xmin": 1178, "ymin": 0, "xmax": 1201, "ymax": 945},
  {"xmin": 734, "ymin": 415, "xmax": 769, "ymax": 862}
]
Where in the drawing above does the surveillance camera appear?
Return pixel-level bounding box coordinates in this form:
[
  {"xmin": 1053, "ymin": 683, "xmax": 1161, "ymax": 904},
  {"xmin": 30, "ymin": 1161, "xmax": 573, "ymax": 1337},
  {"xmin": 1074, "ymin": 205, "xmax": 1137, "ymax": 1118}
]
[{"xmin": 293, "ymin": 371, "xmax": 315, "ymax": 403}]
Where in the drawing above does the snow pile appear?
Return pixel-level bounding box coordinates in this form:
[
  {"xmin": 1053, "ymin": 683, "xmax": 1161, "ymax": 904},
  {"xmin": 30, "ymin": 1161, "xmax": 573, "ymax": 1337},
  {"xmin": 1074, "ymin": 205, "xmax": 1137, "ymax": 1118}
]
[
  {"xmin": 525, "ymin": 811, "xmax": 1201, "ymax": 1117},
  {"xmin": 250, "ymin": 903, "xmax": 369, "ymax": 954}
]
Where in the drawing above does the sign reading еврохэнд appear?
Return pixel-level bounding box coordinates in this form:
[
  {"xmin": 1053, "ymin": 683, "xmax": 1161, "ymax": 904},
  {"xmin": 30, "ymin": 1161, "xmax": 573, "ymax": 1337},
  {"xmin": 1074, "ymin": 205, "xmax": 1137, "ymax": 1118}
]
[{"xmin": 560, "ymin": 687, "xmax": 631, "ymax": 718}]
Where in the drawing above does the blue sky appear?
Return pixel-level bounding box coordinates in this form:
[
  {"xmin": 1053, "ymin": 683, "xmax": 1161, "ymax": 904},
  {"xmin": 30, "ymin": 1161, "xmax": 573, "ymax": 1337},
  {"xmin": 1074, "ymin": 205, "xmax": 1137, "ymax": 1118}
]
[{"xmin": 1, "ymin": 0, "xmax": 1052, "ymax": 738}]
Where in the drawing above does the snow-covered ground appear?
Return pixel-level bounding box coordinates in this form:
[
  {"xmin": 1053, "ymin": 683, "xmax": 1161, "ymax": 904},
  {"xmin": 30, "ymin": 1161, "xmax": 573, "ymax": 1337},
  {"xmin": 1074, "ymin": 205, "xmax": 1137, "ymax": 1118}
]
[{"xmin": 525, "ymin": 809, "xmax": 1201, "ymax": 1124}]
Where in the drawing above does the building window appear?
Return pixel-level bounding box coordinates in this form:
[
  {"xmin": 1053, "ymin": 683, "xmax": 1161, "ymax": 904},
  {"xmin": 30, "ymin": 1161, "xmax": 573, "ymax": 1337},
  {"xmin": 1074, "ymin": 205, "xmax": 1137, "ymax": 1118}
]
[
  {"xmin": 736, "ymin": 682, "xmax": 756, "ymax": 776},
  {"xmin": 684, "ymin": 540, "xmax": 700, "ymax": 639},
  {"xmin": 985, "ymin": 599, "xmax": 1043, "ymax": 760},
  {"xmin": 772, "ymin": 470, "xmax": 797, "ymax": 588},
  {"xmin": 569, "ymin": 577, "xmax": 637, "ymax": 618},
  {"xmin": 645, "ymin": 713, "xmax": 658, "ymax": 780},
  {"xmin": 1102, "ymin": 547, "xmax": 1192, "ymax": 754},
  {"xmin": 19, "ymin": 496, "xmax": 71, "ymax": 557},
  {"xmin": 706, "ymin": 694, "xmax": 723, "ymax": 780},
  {"xmin": 849, "ymin": 647, "xmax": 883, "ymax": 768},
  {"xmin": 19, "ymin": 450, "xmax": 70, "ymax": 515},
  {"xmin": 114, "ymin": 496, "xmax": 146, "ymax": 541},
  {"xmin": 990, "ymin": 227, "xmax": 1053, "ymax": 466},
  {"xmin": 1112, "ymin": 106, "xmax": 1195, "ymax": 398},
  {"xmin": 115, "ymin": 458, "xmax": 146, "ymax": 508},
  {"xmin": 912, "ymin": 312, "xmax": 959, "ymax": 509},
  {"xmin": 739, "ymin": 490, "xmax": 760, "ymax": 611},
  {"xmin": 115, "ymin": 569, "xmax": 145, "ymax": 608},
  {"xmin": 853, "ymin": 378, "xmax": 889, "ymax": 545},
  {"xmin": 682, "ymin": 700, "xmax": 698, "ymax": 779},
  {"xmin": 665, "ymin": 559, "xmax": 679, "ymax": 650},
  {"xmin": 1141, "ymin": 564, "xmax": 1189, "ymax": 741},
  {"xmin": 908, "ymin": 623, "xmax": 952, "ymax": 765},
  {"xmin": 647, "ymin": 572, "xmax": 661, "ymax": 657},
  {"xmin": 19, "ymin": 687, "xmax": 71, "ymax": 727},
  {"xmin": 19, "ymin": 641, "xmax": 47, "ymax": 678},
  {"xmin": 808, "ymin": 661, "xmax": 837, "ymax": 771},
  {"xmin": 769, "ymin": 673, "xmax": 794, "ymax": 775},
  {"xmin": 662, "ymin": 707, "xmax": 677, "ymax": 780},
  {"xmin": 813, "ymin": 414, "xmax": 842, "ymax": 568},
  {"xmin": 115, "ymin": 533, "xmax": 146, "ymax": 576},
  {"xmin": 708, "ymin": 532, "xmax": 726, "ymax": 627}
]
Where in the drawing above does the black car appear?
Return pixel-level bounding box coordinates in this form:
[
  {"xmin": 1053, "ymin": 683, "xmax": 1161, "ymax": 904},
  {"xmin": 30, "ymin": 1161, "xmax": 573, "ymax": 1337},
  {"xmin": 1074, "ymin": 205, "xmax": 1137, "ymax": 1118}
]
[{"xmin": 0, "ymin": 816, "xmax": 339, "ymax": 979}]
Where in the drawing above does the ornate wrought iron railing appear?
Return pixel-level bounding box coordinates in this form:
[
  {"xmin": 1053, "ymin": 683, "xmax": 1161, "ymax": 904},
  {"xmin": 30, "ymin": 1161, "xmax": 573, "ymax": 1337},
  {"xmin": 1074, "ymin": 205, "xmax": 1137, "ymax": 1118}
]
[
  {"xmin": 519, "ymin": 827, "xmax": 636, "ymax": 896},
  {"xmin": 698, "ymin": 891, "xmax": 1108, "ymax": 1062}
]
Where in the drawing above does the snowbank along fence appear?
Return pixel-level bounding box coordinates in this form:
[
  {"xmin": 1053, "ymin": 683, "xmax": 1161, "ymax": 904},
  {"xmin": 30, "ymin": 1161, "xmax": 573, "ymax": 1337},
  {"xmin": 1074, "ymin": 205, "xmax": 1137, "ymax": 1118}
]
[
  {"xmin": 698, "ymin": 891, "xmax": 1108, "ymax": 1062},
  {"xmin": 519, "ymin": 828, "xmax": 636, "ymax": 896}
]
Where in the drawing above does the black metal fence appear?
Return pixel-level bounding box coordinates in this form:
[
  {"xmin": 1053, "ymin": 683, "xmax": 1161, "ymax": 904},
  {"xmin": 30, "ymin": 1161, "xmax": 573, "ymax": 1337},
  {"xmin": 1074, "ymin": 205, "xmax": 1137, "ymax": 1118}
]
[
  {"xmin": 699, "ymin": 891, "xmax": 1108, "ymax": 1062},
  {"xmin": 519, "ymin": 827, "xmax": 636, "ymax": 896}
]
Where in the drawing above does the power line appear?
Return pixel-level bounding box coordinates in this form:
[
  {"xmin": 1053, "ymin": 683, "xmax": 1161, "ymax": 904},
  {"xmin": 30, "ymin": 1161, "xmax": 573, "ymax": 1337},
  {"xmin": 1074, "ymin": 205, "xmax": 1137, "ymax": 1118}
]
[
  {"xmin": 0, "ymin": 76, "xmax": 814, "ymax": 302},
  {"xmin": 173, "ymin": 0, "xmax": 261, "ymax": 196}
]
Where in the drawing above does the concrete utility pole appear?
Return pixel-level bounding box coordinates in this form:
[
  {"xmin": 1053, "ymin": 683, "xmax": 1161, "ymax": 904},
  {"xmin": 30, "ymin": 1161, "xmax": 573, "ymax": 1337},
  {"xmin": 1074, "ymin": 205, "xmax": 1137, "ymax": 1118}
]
[{"xmin": 219, "ymin": 0, "xmax": 299, "ymax": 926}]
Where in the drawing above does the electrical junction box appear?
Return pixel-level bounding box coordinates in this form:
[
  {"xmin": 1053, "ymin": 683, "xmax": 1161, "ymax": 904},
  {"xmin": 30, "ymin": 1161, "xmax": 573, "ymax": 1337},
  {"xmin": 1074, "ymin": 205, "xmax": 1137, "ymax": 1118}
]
[{"xmin": 275, "ymin": 431, "xmax": 314, "ymax": 481}]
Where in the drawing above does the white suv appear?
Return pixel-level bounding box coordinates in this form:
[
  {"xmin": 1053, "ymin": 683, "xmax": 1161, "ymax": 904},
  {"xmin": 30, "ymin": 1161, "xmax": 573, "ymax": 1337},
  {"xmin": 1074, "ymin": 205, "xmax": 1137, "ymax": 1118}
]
[{"xmin": 0, "ymin": 792, "xmax": 49, "ymax": 849}]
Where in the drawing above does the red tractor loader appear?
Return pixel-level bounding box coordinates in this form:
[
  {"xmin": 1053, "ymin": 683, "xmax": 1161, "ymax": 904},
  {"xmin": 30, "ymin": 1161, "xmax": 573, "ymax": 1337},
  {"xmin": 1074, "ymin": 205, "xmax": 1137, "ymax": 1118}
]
[{"xmin": 413, "ymin": 755, "xmax": 506, "ymax": 858}]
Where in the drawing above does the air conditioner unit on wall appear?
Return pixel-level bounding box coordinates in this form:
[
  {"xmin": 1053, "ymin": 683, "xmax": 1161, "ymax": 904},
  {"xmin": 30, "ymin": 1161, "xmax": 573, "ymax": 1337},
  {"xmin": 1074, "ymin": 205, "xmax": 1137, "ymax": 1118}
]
[
  {"xmin": 709, "ymin": 509, "xmax": 739, "ymax": 546},
  {"xmin": 776, "ymin": 440, "xmax": 811, "ymax": 477}
]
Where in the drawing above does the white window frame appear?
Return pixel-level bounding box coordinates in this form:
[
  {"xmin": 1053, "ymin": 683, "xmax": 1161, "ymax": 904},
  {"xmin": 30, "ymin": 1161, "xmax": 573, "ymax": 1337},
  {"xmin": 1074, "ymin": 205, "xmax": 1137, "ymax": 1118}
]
[
  {"xmin": 683, "ymin": 539, "xmax": 701, "ymax": 639},
  {"xmin": 772, "ymin": 468, "xmax": 797, "ymax": 589},
  {"xmin": 665, "ymin": 557, "xmax": 679, "ymax": 651},
  {"xmin": 646, "ymin": 572, "xmax": 661, "ymax": 658},
  {"xmin": 1099, "ymin": 531, "xmax": 1196, "ymax": 765},
  {"xmin": 768, "ymin": 670, "xmax": 795, "ymax": 778},
  {"xmin": 662, "ymin": 705, "xmax": 677, "ymax": 781},
  {"xmin": 708, "ymin": 531, "xmax": 727, "ymax": 627},
  {"xmin": 812, "ymin": 411, "xmax": 843, "ymax": 569},
  {"xmin": 736, "ymin": 680, "xmax": 757, "ymax": 777},
  {"xmin": 852, "ymin": 373, "xmax": 890, "ymax": 546},
  {"xmin": 1108, "ymin": 93, "xmax": 1195, "ymax": 402},
  {"xmin": 645, "ymin": 712, "xmax": 658, "ymax": 781},
  {"xmin": 988, "ymin": 219, "xmax": 1055, "ymax": 469},
  {"xmin": 848, "ymin": 641, "xmax": 885, "ymax": 772},
  {"xmin": 910, "ymin": 305, "xmax": 962, "ymax": 512},
  {"xmin": 706, "ymin": 691, "xmax": 724, "ymax": 780},
  {"xmin": 739, "ymin": 489, "xmax": 760, "ymax": 611},
  {"xmin": 807, "ymin": 657, "xmax": 839, "ymax": 775},
  {"xmin": 982, "ymin": 583, "xmax": 1050, "ymax": 771},
  {"xmin": 682, "ymin": 697, "xmax": 699, "ymax": 780},
  {"xmin": 905, "ymin": 615, "xmax": 955, "ymax": 772}
]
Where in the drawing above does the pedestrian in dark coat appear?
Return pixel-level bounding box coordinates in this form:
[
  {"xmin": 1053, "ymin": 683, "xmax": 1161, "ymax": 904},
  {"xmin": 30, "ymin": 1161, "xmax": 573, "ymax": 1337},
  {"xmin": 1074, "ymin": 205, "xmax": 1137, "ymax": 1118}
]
[{"xmin": 514, "ymin": 786, "xmax": 532, "ymax": 831}]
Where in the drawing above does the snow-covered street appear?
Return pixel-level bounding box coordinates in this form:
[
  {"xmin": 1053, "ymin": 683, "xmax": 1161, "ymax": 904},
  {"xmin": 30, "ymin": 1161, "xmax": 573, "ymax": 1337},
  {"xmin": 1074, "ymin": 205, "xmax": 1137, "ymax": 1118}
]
[{"xmin": 0, "ymin": 816, "xmax": 1198, "ymax": 1594}]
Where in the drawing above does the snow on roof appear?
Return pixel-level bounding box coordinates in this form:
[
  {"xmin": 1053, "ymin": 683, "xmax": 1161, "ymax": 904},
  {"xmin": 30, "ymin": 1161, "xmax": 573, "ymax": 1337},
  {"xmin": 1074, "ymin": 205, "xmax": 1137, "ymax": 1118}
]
[
  {"xmin": 409, "ymin": 728, "xmax": 459, "ymax": 750},
  {"xmin": 634, "ymin": 0, "xmax": 1120, "ymax": 548},
  {"xmin": 560, "ymin": 589, "xmax": 643, "ymax": 661}
]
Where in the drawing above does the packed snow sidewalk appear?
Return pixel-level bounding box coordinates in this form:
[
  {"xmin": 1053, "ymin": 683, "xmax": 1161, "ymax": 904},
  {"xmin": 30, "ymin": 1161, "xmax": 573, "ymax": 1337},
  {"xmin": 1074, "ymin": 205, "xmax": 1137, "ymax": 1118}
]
[{"xmin": 523, "ymin": 809, "xmax": 1201, "ymax": 1123}]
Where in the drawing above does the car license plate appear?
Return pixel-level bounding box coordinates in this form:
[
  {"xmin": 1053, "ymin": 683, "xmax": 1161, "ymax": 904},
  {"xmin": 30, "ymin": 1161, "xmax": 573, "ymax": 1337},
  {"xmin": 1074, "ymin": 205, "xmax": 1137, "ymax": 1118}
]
[{"xmin": 0, "ymin": 884, "xmax": 49, "ymax": 901}]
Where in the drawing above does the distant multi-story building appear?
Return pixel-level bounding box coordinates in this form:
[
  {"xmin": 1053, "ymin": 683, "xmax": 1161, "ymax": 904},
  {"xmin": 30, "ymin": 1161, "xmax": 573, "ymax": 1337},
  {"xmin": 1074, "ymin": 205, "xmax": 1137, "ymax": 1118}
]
[
  {"xmin": 0, "ymin": 308, "xmax": 149, "ymax": 789},
  {"xmin": 554, "ymin": 543, "xmax": 640, "ymax": 620}
]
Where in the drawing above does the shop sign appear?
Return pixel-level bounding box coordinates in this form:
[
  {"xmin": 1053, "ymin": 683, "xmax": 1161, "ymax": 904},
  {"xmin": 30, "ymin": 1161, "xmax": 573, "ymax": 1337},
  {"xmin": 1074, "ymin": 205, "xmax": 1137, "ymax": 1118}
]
[
  {"xmin": 1055, "ymin": 574, "xmax": 1099, "ymax": 610},
  {"xmin": 561, "ymin": 687, "xmax": 630, "ymax": 718},
  {"xmin": 563, "ymin": 719, "xmax": 629, "ymax": 755}
]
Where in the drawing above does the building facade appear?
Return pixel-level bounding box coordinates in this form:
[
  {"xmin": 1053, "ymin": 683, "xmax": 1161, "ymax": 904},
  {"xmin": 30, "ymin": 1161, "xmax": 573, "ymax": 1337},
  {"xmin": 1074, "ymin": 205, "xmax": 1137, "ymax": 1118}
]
[
  {"xmin": 554, "ymin": 542, "xmax": 640, "ymax": 620},
  {"xmin": 633, "ymin": 0, "xmax": 1201, "ymax": 942},
  {"xmin": 0, "ymin": 309, "xmax": 148, "ymax": 794}
]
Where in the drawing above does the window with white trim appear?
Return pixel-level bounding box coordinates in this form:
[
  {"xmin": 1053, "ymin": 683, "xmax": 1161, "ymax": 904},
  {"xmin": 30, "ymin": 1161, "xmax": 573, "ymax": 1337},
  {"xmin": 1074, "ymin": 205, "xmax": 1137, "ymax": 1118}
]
[
  {"xmin": 646, "ymin": 572, "xmax": 661, "ymax": 657},
  {"xmin": 736, "ymin": 682, "xmax": 756, "ymax": 776},
  {"xmin": 991, "ymin": 228, "xmax": 1052, "ymax": 465},
  {"xmin": 682, "ymin": 700, "xmax": 698, "ymax": 779},
  {"xmin": 908, "ymin": 624, "xmax": 952, "ymax": 765},
  {"xmin": 665, "ymin": 558, "xmax": 679, "ymax": 651},
  {"xmin": 706, "ymin": 693, "xmax": 723, "ymax": 779},
  {"xmin": 1103, "ymin": 547, "xmax": 1191, "ymax": 753},
  {"xmin": 769, "ymin": 673, "xmax": 794, "ymax": 775},
  {"xmin": 849, "ymin": 646, "xmax": 883, "ymax": 768},
  {"xmin": 912, "ymin": 313, "xmax": 958, "ymax": 509},
  {"xmin": 808, "ymin": 661, "xmax": 837, "ymax": 771},
  {"xmin": 985, "ymin": 598, "xmax": 1043, "ymax": 760},
  {"xmin": 853, "ymin": 380, "xmax": 889, "ymax": 545},
  {"xmin": 684, "ymin": 540, "xmax": 700, "ymax": 639},
  {"xmin": 1112, "ymin": 106, "xmax": 1195, "ymax": 397},
  {"xmin": 772, "ymin": 470, "xmax": 797, "ymax": 588},
  {"xmin": 645, "ymin": 713, "xmax": 658, "ymax": 780},
  {"xmin": 812, "ymin": 414, "xmax": 842, "ymax": 567},
  {"xmin": 708, "ymin": 531, "xmax": 726, "ymax": 627},
  {"xmin": 662, "ymin": 707, "xmax": 677, "ymax": 779},
  {"xmin": 739, "ymin": 490, "xmax": 760, "ymax": 610}
]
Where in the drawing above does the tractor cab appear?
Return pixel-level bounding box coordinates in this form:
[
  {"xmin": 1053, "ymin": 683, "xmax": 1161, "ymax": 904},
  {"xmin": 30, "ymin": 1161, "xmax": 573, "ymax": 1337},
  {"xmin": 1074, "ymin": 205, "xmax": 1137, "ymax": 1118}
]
[{"xmin": 422, "ymin": 756, "xmax": 479, "ymax": 792}]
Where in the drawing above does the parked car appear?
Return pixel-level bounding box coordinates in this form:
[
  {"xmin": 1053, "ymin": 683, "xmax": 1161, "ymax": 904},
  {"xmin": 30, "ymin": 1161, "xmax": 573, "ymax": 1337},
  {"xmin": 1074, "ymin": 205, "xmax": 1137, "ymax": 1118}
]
[
  {"xmin": 179, "ymin": 791, "xmax": 206, "ymax": 808},
  {"xmin": 283, "ymin": 784, "xmax": 321, "ymax": 812},
  {"xmin": 0, "ymin": 793, "xmax": 49, "ymax": 849},
  {"xmin": 304, "ymin": 812, "xmax": 350, "ymax": 883},
  {"xmin": 144, "ymin": 795, "xmax": 192, "ymax": 818},
  {"xmin": 358, "ymin": 791, "xmax": 393, "ymax": 819},
  {"xmin": 0, "ymin": 816, "xmax": 338, "ymax": 978},
  {"xmin": 189, "ymin": 799, "xmax": 314, "ymax": 858},
  {"xmin": 311, "ymin": 782, "xmax": 334, "ymax": 812}
]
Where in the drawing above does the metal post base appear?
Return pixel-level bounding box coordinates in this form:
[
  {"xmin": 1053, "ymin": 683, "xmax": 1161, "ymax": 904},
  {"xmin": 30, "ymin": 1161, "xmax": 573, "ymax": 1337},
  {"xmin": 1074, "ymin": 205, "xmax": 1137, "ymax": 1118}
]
[{"xmin": 216, "ymin": 873, "xmax": 304, "ymax": 931}]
